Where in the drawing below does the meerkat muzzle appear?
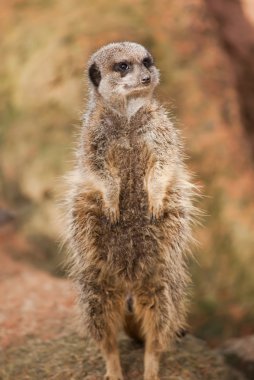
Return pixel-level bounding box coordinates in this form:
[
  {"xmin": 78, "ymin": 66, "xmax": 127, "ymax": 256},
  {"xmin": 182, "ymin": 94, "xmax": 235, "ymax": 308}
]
[{"xmin": 141, "ymin": 75, "xmax": 151, "ymax": 85}]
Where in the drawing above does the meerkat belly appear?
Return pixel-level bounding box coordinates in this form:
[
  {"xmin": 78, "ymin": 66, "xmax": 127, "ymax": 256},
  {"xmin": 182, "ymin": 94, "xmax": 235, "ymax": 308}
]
[
  {"xmin": 98, "ymin": 139, "xmax": 160, "ymax": 280},
  {"xmin": 118, "ymin": 142, "xmax": 149, "ymax": 220}
]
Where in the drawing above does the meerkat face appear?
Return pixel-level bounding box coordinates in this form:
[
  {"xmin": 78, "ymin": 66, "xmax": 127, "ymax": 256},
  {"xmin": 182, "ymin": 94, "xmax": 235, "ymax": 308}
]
[{"xmin": 88, "ymin": 42, "xmax": 160, "ymax": 111}]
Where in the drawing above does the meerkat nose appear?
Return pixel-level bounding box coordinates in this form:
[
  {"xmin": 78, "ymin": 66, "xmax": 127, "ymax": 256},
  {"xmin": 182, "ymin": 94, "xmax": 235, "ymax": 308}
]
[{"xmin": 141, "ymin": 75, "xmax": 151, "ymax": 85}]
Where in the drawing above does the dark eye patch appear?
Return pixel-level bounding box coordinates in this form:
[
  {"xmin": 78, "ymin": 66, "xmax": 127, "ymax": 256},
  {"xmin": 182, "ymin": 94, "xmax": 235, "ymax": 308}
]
[
  {"xmin": 142, "ymin": 56, "xmax": 153, "ymax": 69},
  {"xmin": 113, "ymin": 61, "xmax": 131, "ymax": 74}
]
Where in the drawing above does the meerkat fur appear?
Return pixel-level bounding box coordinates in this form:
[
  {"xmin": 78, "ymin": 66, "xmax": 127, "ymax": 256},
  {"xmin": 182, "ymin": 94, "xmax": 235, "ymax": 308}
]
[{"xmin": 63, "ymin": 41, "xmax": 197, "ymax": 380}]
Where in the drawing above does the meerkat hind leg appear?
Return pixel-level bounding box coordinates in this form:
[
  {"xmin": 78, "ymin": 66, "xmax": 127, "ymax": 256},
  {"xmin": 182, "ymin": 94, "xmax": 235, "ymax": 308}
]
[
  {"xmin": 97, "ymin": 302, "xmax": 124, "ymax": 380},
  {"xmin": 101, "ymin": 342, "xmax": 123, "ymax": 380},
  {"xmin": 134, "ymin": 287, "xmax": 170, "ymax": 380},
  {"xmin": 80, "ymin": 275, "xmax": 124, "ymax": 379},
  {"xmin": 144, "ymin": 336, "xmax": 161, "ymax": 380}
]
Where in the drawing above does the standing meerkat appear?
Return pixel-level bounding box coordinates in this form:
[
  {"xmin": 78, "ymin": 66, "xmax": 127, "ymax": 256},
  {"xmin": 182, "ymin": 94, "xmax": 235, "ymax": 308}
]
[{"xmin": 64, "ymin": 42, "xmax": 196, "ymax": 380}]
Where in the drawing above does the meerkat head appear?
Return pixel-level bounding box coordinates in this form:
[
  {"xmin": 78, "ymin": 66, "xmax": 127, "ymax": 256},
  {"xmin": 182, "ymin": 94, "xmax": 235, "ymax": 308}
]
[{"xmin": 87, "ymin": 42, "xmax": 160, "ymax": 115}]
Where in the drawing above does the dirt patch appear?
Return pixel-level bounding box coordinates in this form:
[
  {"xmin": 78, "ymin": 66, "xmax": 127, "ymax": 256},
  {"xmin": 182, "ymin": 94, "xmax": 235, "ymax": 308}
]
[
  {"xmin": 0, "ymin": 334, "xmax": 243, "ymax": 380},
  {"xmin": 0, "ymin": 228, "xmax": 75, "ymax": 348}
]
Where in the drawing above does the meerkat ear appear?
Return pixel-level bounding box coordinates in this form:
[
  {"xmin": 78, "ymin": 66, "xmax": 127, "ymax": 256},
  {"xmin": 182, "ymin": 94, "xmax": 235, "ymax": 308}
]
[{"xmin": 88, "ymin": 62, "xmax": 101, "ymax": 87}]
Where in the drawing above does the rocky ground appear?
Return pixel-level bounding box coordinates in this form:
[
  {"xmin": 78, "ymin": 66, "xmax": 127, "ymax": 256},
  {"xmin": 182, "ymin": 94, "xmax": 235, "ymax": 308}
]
[
  {"xmin": 222, "ymin": 336, "xmax": 254, "ymax": 380},
  {"xmin": 1, "ymin": 334, "xmax": 245, "ymax": 380}
]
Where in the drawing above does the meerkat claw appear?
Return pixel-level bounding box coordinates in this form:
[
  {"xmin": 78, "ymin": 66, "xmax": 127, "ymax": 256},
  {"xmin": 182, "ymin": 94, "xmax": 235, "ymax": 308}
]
[
  {"xmin": 149, "ymin": 203, "xmax": 164, "ymax": 220},
  {"xmin": 106, "ymin": 207, "xmax": 120, "ymax": 224}
]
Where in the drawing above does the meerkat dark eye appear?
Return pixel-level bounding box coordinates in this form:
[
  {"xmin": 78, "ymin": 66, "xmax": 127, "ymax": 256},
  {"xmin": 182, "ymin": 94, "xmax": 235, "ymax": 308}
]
[
  {"xmin": 113, "ymin": 61, "xmax": 130, "ymax": 73},
  {"xmin": 142, "ymin": 56, "xmax": 153, "ymax": 69}
]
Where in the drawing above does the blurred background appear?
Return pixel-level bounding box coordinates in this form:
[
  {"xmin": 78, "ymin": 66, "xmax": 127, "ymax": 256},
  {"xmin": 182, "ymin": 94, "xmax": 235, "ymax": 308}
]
[{"xmin": 1, "ymin": 0, "xmax": 254, "ymax": 349}]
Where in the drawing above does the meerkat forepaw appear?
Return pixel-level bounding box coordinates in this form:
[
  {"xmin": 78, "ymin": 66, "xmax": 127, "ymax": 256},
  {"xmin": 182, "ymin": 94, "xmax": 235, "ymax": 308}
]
[
  {"xmin": 148, "ymin": 199, "xmax": 164, "ymax": 220},
  {"xmin": 103, "ymin": 190, "xmax": 120, "ymax": 224},
  {"xmin": 105, "ymin": 205, "xmax": 120, "ymax": 224}
]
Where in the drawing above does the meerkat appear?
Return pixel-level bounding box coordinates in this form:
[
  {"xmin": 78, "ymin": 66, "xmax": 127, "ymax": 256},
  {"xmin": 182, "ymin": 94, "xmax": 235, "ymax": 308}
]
[{"xmin": 64, "ymin": 42, "xmax": 196, "ymax": 380}]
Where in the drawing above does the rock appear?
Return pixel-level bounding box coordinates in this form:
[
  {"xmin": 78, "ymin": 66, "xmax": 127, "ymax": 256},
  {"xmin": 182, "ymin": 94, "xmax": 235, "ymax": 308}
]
[
  {"xmin": 0, "ymin": 333, "xmax": 244, "ymax": 380},
  {"xmin": 221, "ymin": 335, "xmax": 254, "ymax": 380}
]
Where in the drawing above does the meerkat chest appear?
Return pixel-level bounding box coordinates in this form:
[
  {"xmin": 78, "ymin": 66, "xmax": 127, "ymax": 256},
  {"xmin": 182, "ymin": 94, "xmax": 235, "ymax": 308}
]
[
  {"xmin": 93, "ymin": 117, "xmax": 151, "ymax": 210},
  {"xmin": 108, "ymin": 132, "xmax": 149, "ymax": 194},
  {"xmin": 95, "ymin": 113, "xmax": 151, "ymax": 180},
  {"xmin": 126, "ymin": 98, "xmax": 147, "ymax": 119}
]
